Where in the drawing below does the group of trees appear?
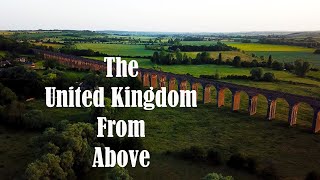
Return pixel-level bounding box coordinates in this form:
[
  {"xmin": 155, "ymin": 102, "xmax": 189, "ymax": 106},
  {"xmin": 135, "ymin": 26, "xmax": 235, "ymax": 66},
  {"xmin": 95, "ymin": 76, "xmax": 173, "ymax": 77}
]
[
  {"xmin": 250, "ymin": 68, "xmax": 276, "ymax": 82},
  {"xmin": 151, "ymin": 50, "xmax": 192, "ymax": 65},
  {"xmin": 168, "ymin": 42, "xmax": 237, "ymax": 52}
]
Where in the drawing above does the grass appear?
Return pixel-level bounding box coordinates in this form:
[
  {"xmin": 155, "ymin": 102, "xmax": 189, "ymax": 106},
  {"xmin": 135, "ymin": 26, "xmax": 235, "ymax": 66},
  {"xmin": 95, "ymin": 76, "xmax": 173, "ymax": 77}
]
[
  {"xmin": 0, "ymin": 51, "xmax": 6, "ymax": 57},
  {"xmin": 248, "ymin": 51, "xmax": 320, "ymax": 67},
  {"xmin": 25, "ymin": 99, "xmax": 91, "ymax": 123},
  {"xmin": 0, "ymin": 125, "xmax": 39, "ymax": 179},
  {"xmin": 112, "ymin": 97, "xmax": 318, "ymax": 179},
  {"xmin": 75, "ymin": 43, "xmax": 154, "ymax": 57}
]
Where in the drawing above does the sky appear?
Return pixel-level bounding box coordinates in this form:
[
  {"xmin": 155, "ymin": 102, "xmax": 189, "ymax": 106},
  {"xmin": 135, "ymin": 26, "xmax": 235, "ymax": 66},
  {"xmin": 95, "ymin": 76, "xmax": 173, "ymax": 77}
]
[{"xmin": 0, "ymin": 0, "xmax": 319, "ymax": 32}]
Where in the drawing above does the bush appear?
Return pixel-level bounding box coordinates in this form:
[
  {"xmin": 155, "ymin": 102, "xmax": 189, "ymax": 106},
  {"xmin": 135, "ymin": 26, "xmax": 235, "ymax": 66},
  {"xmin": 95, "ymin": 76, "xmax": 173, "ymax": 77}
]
[
  {"xmin": 207, "ymin": 149, "xmax": 223, "ymax": 165},
  {"xmin": 202, "ymin": 172, "xmax": 234, "ymax": 180},
  {"xmin": 120, "ymin": 137, "xmax": 145, "ymax": 151},
  {"xmin": 227, "ymin": 153, "xmax": 247, "ymax": 169},
  {"xmin": 306, "ymin": 170, "xmax": 320, "ymax": 180},
  {"xmin": 271, "ymin": 61, "xmax": 284, "ymax": 71},
  {"xmin": 180, "ymin": 146, "xmax": 206, "ymax": 161},
  {"xmin": 314, "ymin": 49, "xmax": 320, "ymax": 54},
  {"xmin": 258, "ymin": 164, "xmax": 279, "ymax": 180},
  {"xmin": 227, "ymin": 153, "xmax": 258, "ymax": 173},
  {"xmin": 250, "ymin": 67, "xmax": 264, "ymax": 80},
  {"xmin": 22, "ymin": 109, "xmax": 50, "ymax": 129},
  {"xmin": 108, "ymin": 165, "xmax": 132, "ymax": 180},
  {"xmin": 263, "ymin": 72, "xmax": 276, "ymax": 82},
  {"xmin": 294, "ymin": 60, "xmax": 311, "ymax": 77}
]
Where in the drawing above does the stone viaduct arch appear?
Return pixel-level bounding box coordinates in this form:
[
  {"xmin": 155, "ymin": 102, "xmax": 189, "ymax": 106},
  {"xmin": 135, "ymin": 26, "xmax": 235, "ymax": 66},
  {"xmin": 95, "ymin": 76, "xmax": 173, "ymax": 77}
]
[{"xmin": 33, "ymin": 49, "xmax": 320, "ymax": 133}]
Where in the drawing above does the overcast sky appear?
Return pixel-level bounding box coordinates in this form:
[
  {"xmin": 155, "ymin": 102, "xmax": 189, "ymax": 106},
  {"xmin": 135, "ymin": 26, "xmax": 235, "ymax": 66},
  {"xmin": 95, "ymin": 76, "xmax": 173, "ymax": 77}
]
[{"xmin": 0, "ymin": 0, "xmax": 319, "ymax": 32}]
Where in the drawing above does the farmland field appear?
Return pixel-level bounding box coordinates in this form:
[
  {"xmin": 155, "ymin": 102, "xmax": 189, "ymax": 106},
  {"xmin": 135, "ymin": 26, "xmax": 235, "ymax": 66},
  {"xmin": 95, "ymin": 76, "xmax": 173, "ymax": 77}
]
[
  {"xmin": 75, "ymin": 43, "xmax": 154, "ymax": 56},
  {"xmin": 248, "ymin": 51, "xmax": 320, "ymax": 67}
]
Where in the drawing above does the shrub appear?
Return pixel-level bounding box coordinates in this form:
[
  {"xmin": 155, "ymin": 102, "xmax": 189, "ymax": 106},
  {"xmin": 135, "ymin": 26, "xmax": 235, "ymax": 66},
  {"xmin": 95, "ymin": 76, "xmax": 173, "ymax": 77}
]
[
  {"xmin": 314, "ymin": 49, "xmax": 320, "ymax": 54},
  {"xmin": 227, "ymin": 153, "xmax": 247, "ymax": 169},
  {"xmin": 202, "ymin": 172, "xmax": 234, "ymax": 180},
  {"xmin": 259, "ymin": 164, "xmax": 279, "ymax": 180},
  {"xmin": 108, "ymin": 165, "xmax": 132, "ymax": 180},
  {"xmin": 207, "ymin": 149, "xmax": 223, "ymax": 165},
  {"xmin": 305, "ymin": 170, "xmax": 320, "ymax": 180},
  {"xmin": 294, "ymin": 60, "xmax": 311, "ymax": 77},
  {"xmin": 263, "ymin": 72, "xmax": 276, "ymax": 82},
  {"xmin": 250, "ymin": 67, "xmax": 264, "ymax": 80},
  {"xmin": 180, "ymin": 146, "xmax": 206, "ymax": 161},
  {"xmin": 120, "ymin": 137, "xmax": 145, "ymax": 151},
  {"xmin": 271, "ymin": 61, "xmax": 284, "ymax": 71},
  {"xmin": 232, "ymin": 56, "xmax": 241, "ymax": 67},
  {"xmin": 22, "ymin": 109, "xmax": 50, "ymax": 129}
]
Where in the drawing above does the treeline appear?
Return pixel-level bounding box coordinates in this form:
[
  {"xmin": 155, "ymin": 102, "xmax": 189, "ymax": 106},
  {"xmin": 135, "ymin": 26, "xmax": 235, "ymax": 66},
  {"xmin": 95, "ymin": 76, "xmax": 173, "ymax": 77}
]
[
  {"xmin": 0, "ymin": 36, "xmax": 34, "ymax": 54},
  {"xmin": 168, "ymin": 42, "xmax": 237, "ymax": 52},
  {"xmin": 152, "ymin": 51, "xmax": 314, "ymax": 77},
  {"xmin": 259, "ymin": 38, "xmax": 320, "ymax": 48}
]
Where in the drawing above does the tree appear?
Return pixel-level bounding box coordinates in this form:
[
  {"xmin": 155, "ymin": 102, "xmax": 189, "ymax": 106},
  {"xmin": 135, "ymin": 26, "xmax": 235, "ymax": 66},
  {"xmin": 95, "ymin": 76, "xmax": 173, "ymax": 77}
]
[
  {"xmin": 108, "ymin": 166, "xmax": 133, "ymax": 180},
  {"xmin": 250, "ymin": 67, "xmax": 264, "ymax": 80},
  {"xmin": 314, "ymin": 49, "xmax": 320, "ymax": 54},
  {"xmin": 294, "ymin": 60, "xmax": 311, "ymax": 77},
  {"xmin": 0, "ymin": 84, "xmax": 17, "ymax": 105},
  {"xmin": 151, "ymin": 51, "xmax": 159, "ymax": 63},
  {"xmin": 217, "ymin": 53, "xmax": 222, "ymax": 64},
  {"xmin": 271, "ymin": 61, "xmax": 284, "ymax": 70},
  {"xmin": 267, "ymin": 55, "xmax": 273, "ymax": 67},
  {"xmin": 232, "ymin": 56, "xmax": 241, "ymax": 67},
  {"xmin": 263, "ymin": 72, "xmax": 276, "ymax": 82}
]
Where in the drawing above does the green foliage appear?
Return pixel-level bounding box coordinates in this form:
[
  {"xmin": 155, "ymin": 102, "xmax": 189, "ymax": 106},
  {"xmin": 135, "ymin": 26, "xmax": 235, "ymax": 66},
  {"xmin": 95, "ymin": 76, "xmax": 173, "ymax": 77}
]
[
  {"xmin": 22, "ymin": 109, "xmax": 50, "ymax": 129},
  {"xmin": 271, "ymin": 61, "xmax": 284, "ymax": 71},
  {"xmin": 207, "ymin": 149, "xmax": 223, "ymax": 165},
  {"xmin": 263, "ymin": 72, "xmax": 276, "ymax": 82},
  {"xmin": 202, "ymin": 172, "xmax": 234, "ymax": 180},
  {"xmin": 25, "ymin": 122, "xmax": 97, "ymax": 179},
  {"xmin": 294, "ymin": 60, "xmax": 311, "ymax": 77},
  {"xmin": 0, "ymin": 83, "xmax": 17, "ymax": 105},
  {"xmin": 108, "ymin": 165, "xmax": 133, "ymax": 180},
  {"xmin": 179, "ymin": 146, "xmax": 206, "ymax": 161},
  {"xmin": 258, "ymin": 164, "xmax": 279, "ymax": 180},
  {"xmin": 43, "ymin": 59, "xmax": 59, "ymax": 69},
  {"xmin": 232, "ymin": 56, "xmax": 241, "ymax": 67},
  {"xmin": 227, "ymin": 153, "xmax": 258, "ymax": 173},
  {"xmin": 250, "ymin": 67, "xmax": 264, "ymax": 80}
]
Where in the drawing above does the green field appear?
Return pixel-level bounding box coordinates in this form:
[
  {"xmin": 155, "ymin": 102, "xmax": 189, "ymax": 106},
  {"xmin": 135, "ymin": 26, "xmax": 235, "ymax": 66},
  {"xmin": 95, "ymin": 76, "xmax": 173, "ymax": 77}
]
[
  {"xmin": 7, "ymin": 97, "xmax": 317, "ymax": 179},
  {"xmin": 0, "ymin": 51, "xmax": 6, "ymax": 57},
  {"xmin": 76, "ymin": 43, "xmax": 154, "ymax": 56},
  {"xmin": 111, "ymin": 99, "xmax": 317, "ymax": 179},
  {"xmin": 0, "ymin": 125, "xmax": 39, "ymax": 179},
  {"xmin": 248, "ymin": 51, "xmax": 320, "ymax": 67}
]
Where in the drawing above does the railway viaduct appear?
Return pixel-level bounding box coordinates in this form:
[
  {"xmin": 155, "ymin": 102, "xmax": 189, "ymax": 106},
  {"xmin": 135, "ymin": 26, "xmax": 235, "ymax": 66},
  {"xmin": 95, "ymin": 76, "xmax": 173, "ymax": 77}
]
[{"xmin": 34, "ymin": 49, "xmax": 320, "ymax": 133}]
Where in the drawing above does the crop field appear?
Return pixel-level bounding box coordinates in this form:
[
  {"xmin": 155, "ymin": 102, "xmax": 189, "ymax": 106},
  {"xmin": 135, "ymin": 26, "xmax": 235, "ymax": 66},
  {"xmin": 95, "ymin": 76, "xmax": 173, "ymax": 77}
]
[
  {"xmin": 75, "ymin": 43, "xmax": 154, "ymax": 56},
  {"xmin": 228, "ymin": 43, "xmax": 315, "ymax": 52},
  {"xmin": 32, "ymin": 42, "xmax": 64, "ymax": 49}
]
